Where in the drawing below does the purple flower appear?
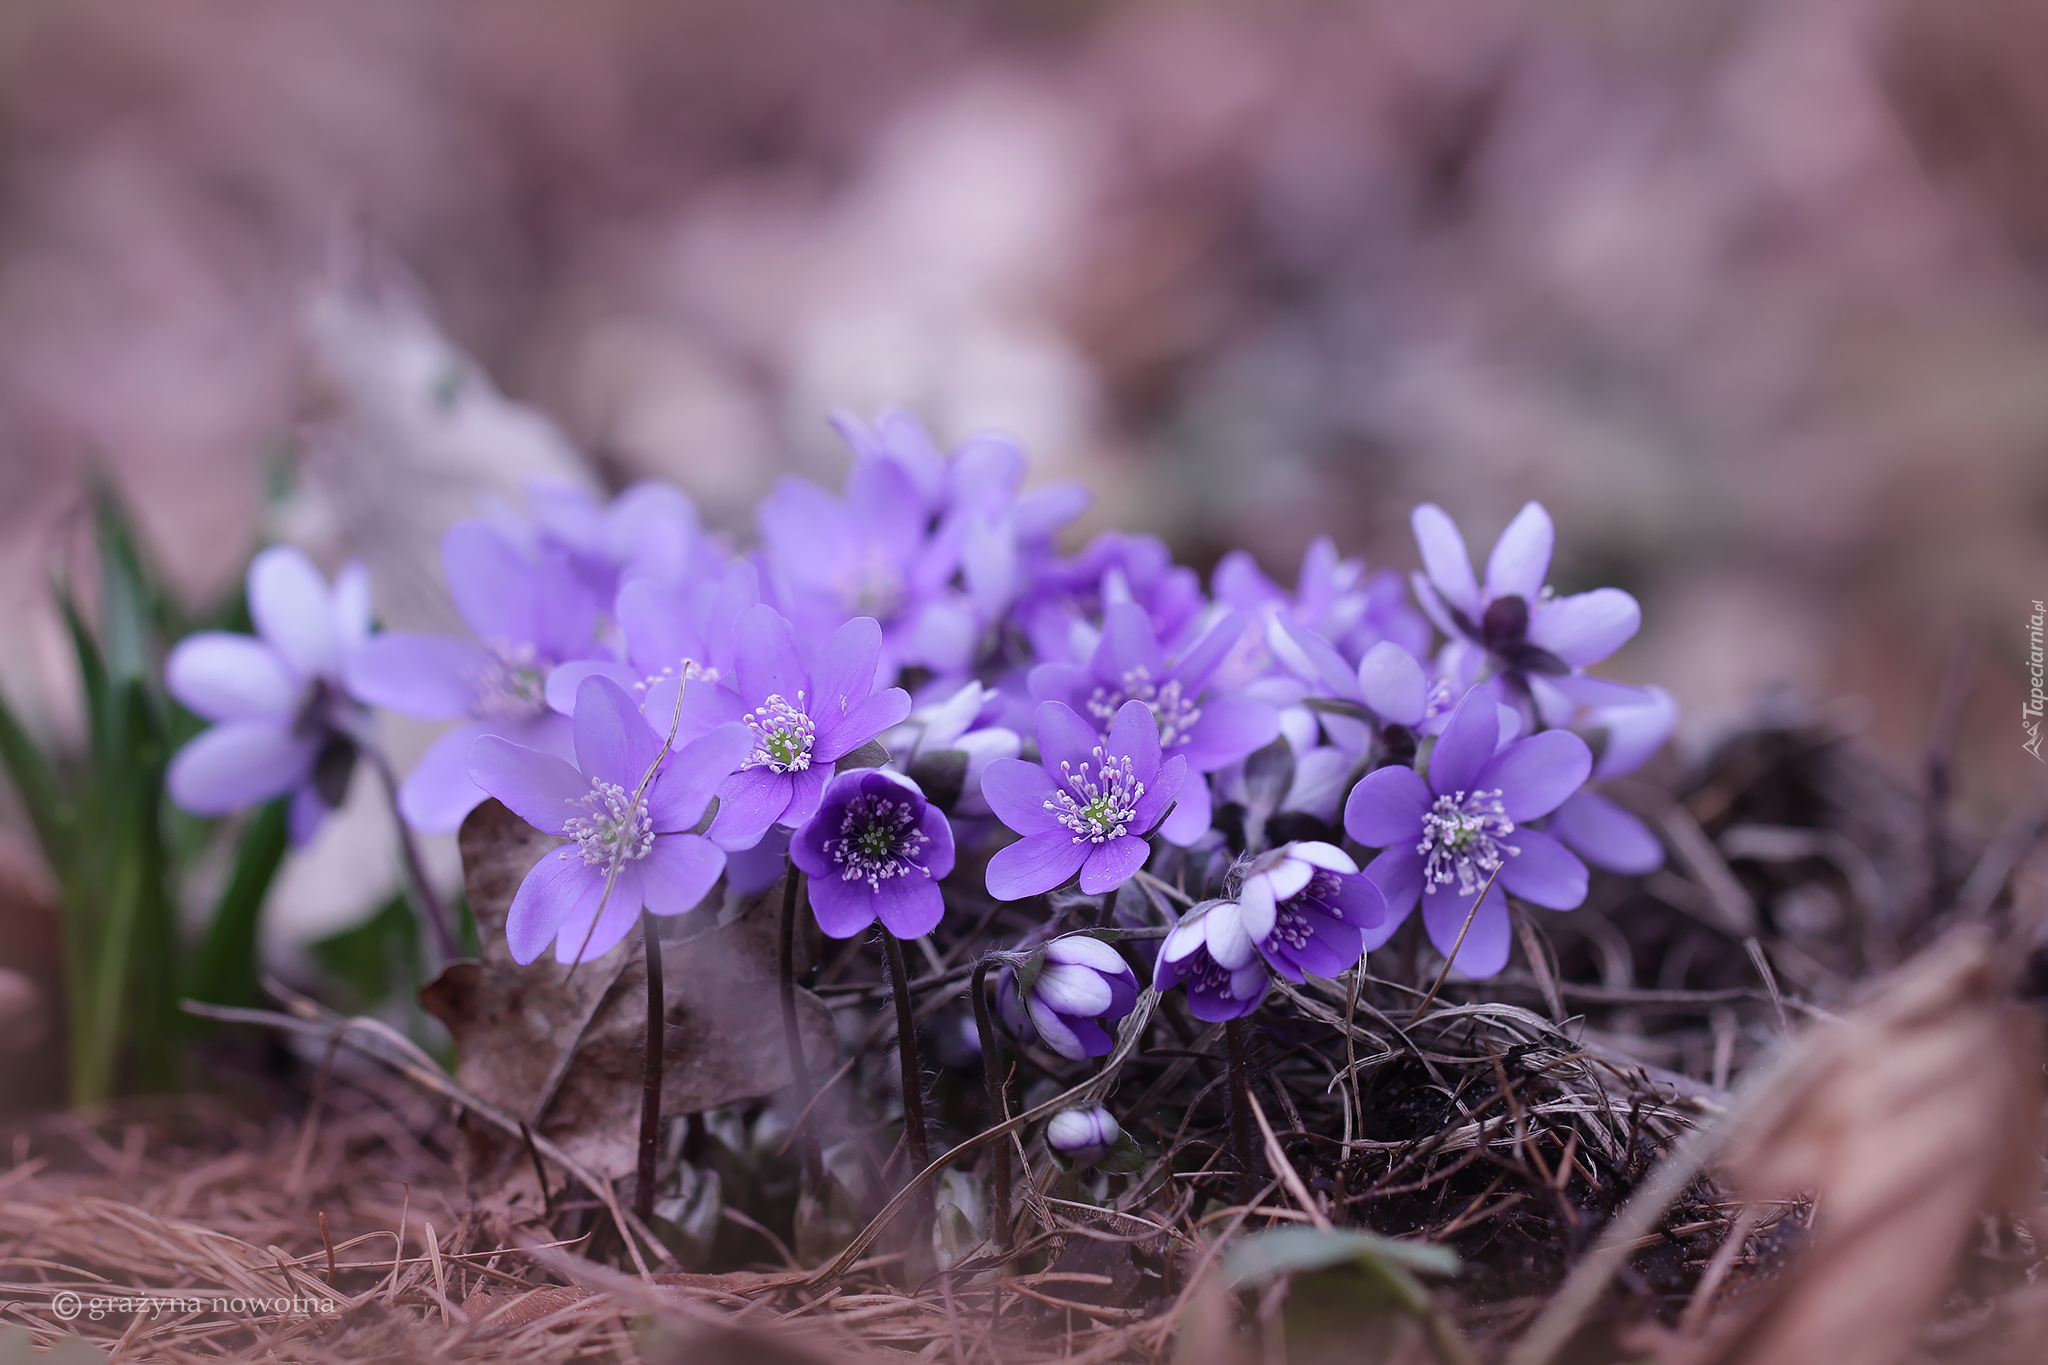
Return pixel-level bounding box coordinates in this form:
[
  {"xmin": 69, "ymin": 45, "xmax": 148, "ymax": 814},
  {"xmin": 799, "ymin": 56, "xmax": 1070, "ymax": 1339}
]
[
  {"xmin": 520, "ymin": 477, "xmax": 727, "ymax": 598},
  {"xmin": 790, "ymin": 769, "xmax": 955, "ymax": 939},
  {"xmin": 165, "ymin": 546, "xmax": 373, "ymax": 845},
  {"xmin": 1153, "ymin": 899, "xmax": 1271, "ymax": 1022},
  {"xmin": 1545, "ymin": 686, "xmax": 1675, "ymax": 875},
  {"xmin": 997, "ymin": 933, "xmax": 1140, "ymax": 1060},
  {"xmin": 347, "ymin": 520, "xmax": 605, "ymax": 833},
  {"xmin": 1030, "ymin": 602, "xmax": 1279, "ymax": 845},
  {"xmin": 979, "ymin": 700, "xmax": 1188, "ymax": 901},
  {"xmin": 543, "ymin": 561, "xmax": 761, "ymax": 720},
  {"xmin": 687, "ymin": 605, "xmax": 912, "ymax": 849},
  {"xmin": 1235, "ymin": 841, "xmax": 1389, "ymax": 982},
  {"xmin": 1045, "ymin": 1106, "xmax": 1122, "ymax": 1164},
  {"xmin": 1212, "ymin": 537, "xmax": 1430, "ymax": 685},
  {"xmin": 1015, "ymin": 532, "xmax": 1207, "ymax": 664},
  {"xmin": 1342, "ymin": 686, "xmax": 1593, "ymax": 978},
  {"xmin": 1408, "ymin": 502, "xmax": 1642, "ymax": 713},
  {"xmin": 466, "ymin": 676, "xmax": 751, "ymax": 964}
]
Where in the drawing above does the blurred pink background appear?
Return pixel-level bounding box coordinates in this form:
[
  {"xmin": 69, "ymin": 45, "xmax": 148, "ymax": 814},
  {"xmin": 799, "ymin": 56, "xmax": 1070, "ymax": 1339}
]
[{"xmin": 0, "ymin": 0, "xmax": 2043, "ymax": 872}]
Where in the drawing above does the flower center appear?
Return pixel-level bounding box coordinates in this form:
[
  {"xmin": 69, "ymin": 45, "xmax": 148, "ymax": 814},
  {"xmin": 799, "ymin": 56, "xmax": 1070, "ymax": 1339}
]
[
  {"xmin": 1086, "ymin": 666, "xmax": 1202, "ymax": 750},
  {"xmin": 742, "ymin": 692, "xmax": 815, "ymax": 773},
  {"xmin": 837, "ymin": 548, "xmax": 905, "ymax": 621},
  {"xmin": 474, "ymin": 644, "xmax": 550, "ymax": 720},
  {"xmin": 632, "ymin": 658, "xmax": 718, "ymax": 704},
  {"xmin": 1046, "ymin": 748, "xmax": 1144, "ymax": 843},
  {"xmin": 1268, "ymin": 869, "xmax": 1342, "ymax": 950},
  {"xmin": 1418, "ymin": 789, "xmax": 1515, "ymax": 896},
  {"xmin": 563, "ymin": 778, "xmax": 654, "ymax": 869},
  {"xmin": 823, "ymin": 791, "xmax": 932, "ymax": 890}
]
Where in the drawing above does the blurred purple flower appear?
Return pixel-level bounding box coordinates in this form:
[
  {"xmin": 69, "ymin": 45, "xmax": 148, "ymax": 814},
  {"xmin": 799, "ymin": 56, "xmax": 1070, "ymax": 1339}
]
[
  {"xmin": 1016, "ymin": 532, "xmax": 1207, "ymax": 664},
  {"xmin": 1212, "ymin": 536, "xmax": 1430, "ymax": 678},
  {"xmin": 165, "ymin": 546, "xmax": 373, "ymax": 845},
  {"xmin": 466, "ymin": 675, "xmax": 751, "ymax": 964},
  {"xmin": 883, "ymin": 680, "xmax": 1021, "ymax": 819},
  {"xmin": 1342, "ymin": 686, "xmax": 1592, "ymax": 978},
  {"xmin": 979, "ymin": 699, "xmax": 1187, "ymax": 901},
  {"xmin": 1030, "ymin": 602, "xmax": 1279, "ymax": 845},
  {"xmin": 346, "ymin": 520, "xmax": 601, "ymax": 832},
  {"xmin": 520, "ymin": 477, "xmax": 727, "ymax": 598},
  {"xmin": 996, "ymin": 933, "xmax": 1140, "ymax": 1060},
  {"xmin": 1235, "ymin": 841, "xmax": 1388, "ymax": 983},
  {"xmin": 790, "ymin": 768, "xmax": 954, "ymax": 939},
  {"xmin": 1153, "ymin": 898, "xmax": 1270, "ymax": 1021},
  {"xmin": 543, "ymin": 560, "xmax": 761, "ymax": 720},
  {"xmin": 1545, "ymin": 686, "xmax": 1676, "ymax": 874}
]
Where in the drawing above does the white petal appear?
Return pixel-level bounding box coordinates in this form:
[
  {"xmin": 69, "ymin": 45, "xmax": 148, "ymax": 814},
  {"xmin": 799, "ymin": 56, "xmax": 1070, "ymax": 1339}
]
[
  {"xmin": 248, "ymin": 545, "xmax": 342, "ymax": 679},
  {"xmin": 1032, "ymin": 962, "xmax": 1114, "ymax": 1017},
  {"xmin": 1044, "ymin": 934, "xmax": 1127, "ymax": 975},
  {"xmin": 1161, "ymin": 915, "xmax": 1209, "ymax": 964},
  {"xmin": 1288, "ymin": 841, "xmax": 1357, "ymax": 875},
  {"xmin": 164, "ymin": 634, "xmax": 300, "ymax": 721},
  {"xmin": 1265, "ymin": 858, "xmax": 1314, "ymax": 903},
  {"xmin": 1206, "ymin": 902, "xmax": 1256, "ymax": 970},
  {"xmin": 1237, "ymin": 880, "xmax": 1277, "ymax": 942}
]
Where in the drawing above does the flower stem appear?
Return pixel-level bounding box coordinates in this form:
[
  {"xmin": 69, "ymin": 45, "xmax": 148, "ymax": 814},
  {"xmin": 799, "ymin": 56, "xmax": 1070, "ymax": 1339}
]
[
  {"xmin": 1226, "ymin": 1016, "xmax": 1256, "ymax": 1206},
  {"xmin": 779, "ymin": 860, "xmax": 825, "ymax": 1188},
  {"xmin": 368, "ymin": 748, "xmax": 459, "ymax": 962},
  {"xmin": 882, "ymin": 930, "xmax": 933, "ymax": 1190},
  {"xmin": 635, "ymin": 908, "xmax": 664, "ymax": 1225},
  {"xmin": 969, "ymin": 956, "xmax": 1012, "ymax": 1251}
]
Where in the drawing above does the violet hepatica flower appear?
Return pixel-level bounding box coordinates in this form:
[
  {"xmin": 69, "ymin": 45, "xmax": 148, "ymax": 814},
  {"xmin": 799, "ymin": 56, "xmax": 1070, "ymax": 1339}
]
[
  {"xmin": 166, "ymin": 546, "xmax": 373, "ymax": 844},
  {"xmin": 1046, "ymin": 1106, "xmax": 1122, "ymax": 1165},
  {"xmin": 1343, "ymin": 686, "xmax": 1592, "ymax": 978},
  {"xmin": 1030, "ymin": 602, "xmax": 1279, "ymax": 845},
  {"xmin": 1153, "ymin": 898, "xmax": 1271, "ymax": 1022},
  {"xmin": 790, "ymin": 768, "xmax": 955, "ymax": 940},
  {"xmin": 997, "ymin": 933, "xmax": 1140, "ymax": 1060},
  {"xmin": 980, "ymin": 699, "xmax": 1187, "ymax": 901},
  {"xmin": 686, "ymin": 604, "xmax": 912, "ymax": 848},
  {"xmin": 1235, "ymin": 841, "xmax": 1389, "ymax": 983},
  {"xmin": 346, "ymin": 519, "xmax": 601, "ymax": 832},
  {"xmin": 1545, "ymin": 686, "xmax": 1675, "ymax": 875},
  {"xmin": 1409, "ymin": 502, "xmax": 1643, "ymax": 716},
  {"xmin": 467, "ymin": 676, "xmax": 751, "ymax": 964}
]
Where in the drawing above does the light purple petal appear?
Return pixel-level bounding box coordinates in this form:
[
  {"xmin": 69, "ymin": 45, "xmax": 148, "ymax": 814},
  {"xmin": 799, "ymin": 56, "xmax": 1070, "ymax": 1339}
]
[
  {"xmin": 347, "ymin": 634, "xmax": 487, "ymax": 720},
  {"xmin": 1499, "ymin": 828, "xmax": 1589, "ymax": 910},
  {"xmin": 331, "ymin": 561, "xmax": 374, "ymax": 651},
  {"xmin": 506, "ymin": 853, "xmax": 598, "ymax": 965},
  {"xmin": 733, "ymin": 603, "xmax": 807, "ymax": 706},
  {"xmin": 807, "ymin": 872, "xmax": 878, "ymax": 938},
  {"xmin": 1095, "ymin": 602, "xmax": 1167, "ymax": 683},
  {"xmin": 1408, "ymin": 572, "xmax": 1464, "ymax": 642},
  {"xmin": 1477, "ymin": 730, "xmax": 1593, "ymax": 822},
  {"xmin": 1343, "ymin": 764, "xmax": 1432, "ymax": 848},
  {"xmin": 1291, "ymin": 841, "xmax": 1357, "ymax": 873},
  {"xmin": 165, "ymin": 634, "xmax": 300, "ymax": 722},
  {"xmin": 1410, "ymin": 505, "xmax": 1480, "ymax": 618},
  {"xmin": 986, "ymin": 832, "xmax": 1089, "ymax": 901},
  {"xmin": 981, "ymin": 758, "xmax": 1064, "ymax": 835},
  {"xmin": 1363, "ymin": 845, "xmax": 1425, "ymax": 924},
  {"xmin": 1157, "ymin": 769, "xmax": 1212, "ymax": 846},
  {"xmin": 725, "ymin": 827, "xmax": 791, "ymax": 893},
  {"xmin": 1590, "ymin": 687, "xmax": 1678, "ymax": 780},
  {"xmin": 1483, "ymin": 502, "xmax": 1554, "ymax": 604},
  {"xmin": 248, "ymin": 546, "xmax": 343, "ymax": 679},
  {"xmin": 1034, "ymin": 962, "xmax": 1114, "ymax": 1016},
  {"xmin": 398, "ymin": 720, "xmax": 495, "ymax": 833},
  {"xmin": 1427, "ymin": 687, "xmax": 1499, "ymax": 799},
  {"xmin": 1421, "ymin": 882, "xmax": 1511, "ymax": 979},
  {"xmin": 1104, "ymin": 698, "xmax": 1162, "ymax": 780},
  {"xmin": 555, "ymin": 867, "xmax": 645, "ymax": 964},
  {"xmin": 545, "ymin": 659, "xmax": 639, "ymax": 716},
  {"xmin": 646, "ymin": 721, "xmax": 753, "ymax": 832},
  {"xmin": 287, "ymin": 786, "xmax": 327, "ymax": 847},
  {"xmin": 167, "ymin": 720, "xmax": 317, "ymax": 815},
  {"xmin": 811, "ymin": 616, "xmax": 882, "ymax": 718},
  {"xmin": 708, "ymin": 769, "xmax": 791, "ymax": 848},
  {"xmin": 813, "ymin": 687, "xmax": 911, "ymax": 762},
  {"xmin": 1177, "ymin": 697, "xmax": 1279, "ymax": 772},
  {"xmin": 1549, "ymin": 790, "xmax": 1664, "ymax": 874},
  {"xmin": 1527, "ymin": 588, "xmax": 1641, "ymax": 667},
  {"xmin": 1204, "ymin": 902, "xmax": 1256, "ymax": 970},
  {"xmin": 1036, "ymin": 701, "xmax": 1104, "ymax": 778},
  {"xmin": 1238, "ymin": 875, "xmax": 1276, "ymax": 941},
  {"xmin": 779, "ymin": 764, "xmax": 833, "ymax": 829},
  {"xmin": 874, "ymin": 874, "xmax": 945, "ymax": 939},
  {"xmin": 1131, "ymin": 753, "xmax": 1187, "ymax": 832},
  {"xmin": 917, "ymin": 802, "xmax": 956, "ymax": 879},
  {"xmin": 442, "ymin": 521, "xmax": 539, "ymax": 647},
  {"xmin": 571, "ymin": 676, "xmax": 661, "ymax": 790},
  {"xmin": 639, "ymin": 834, "xmax": 726, "ymax": 917},
  {"xmin": 1357, "ymin": 642, "xmax": 1427, "ymax": 728},
  {"xmin": 1078, "ymin": 834, "xmax": 1150, "ymax": 894},
  {"xmin": 467, "ymin": 735, "xmax": 587, "ymax": 836},
  {"xmin": 1045, "ymin": 935, "xmax": 1129, "ymax": 975}
]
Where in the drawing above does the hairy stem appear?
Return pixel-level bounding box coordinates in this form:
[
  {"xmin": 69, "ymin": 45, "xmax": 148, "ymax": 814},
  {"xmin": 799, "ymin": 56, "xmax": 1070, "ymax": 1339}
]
[
  {"xmin": 779, "ymin": 861, "xmax": 825, "ymax": 1188},
  {"xmin": 969, "ymin": 957, "xmax": 1013, "ymax": 1251},
  {"xmin": 1226, "ymin": 1016, "xmax": 1256, "ymax": 1206},
  {"xmin": 635, "ymin": 909, "xmax": 664, "ymax": 1225},
  {"xmin": 882, "ymin": 931, "xmax": 933, "ymax": 1191},
  {"xmin": 368, "ymin": 748, "xmax": 459, "ymax": 962}
]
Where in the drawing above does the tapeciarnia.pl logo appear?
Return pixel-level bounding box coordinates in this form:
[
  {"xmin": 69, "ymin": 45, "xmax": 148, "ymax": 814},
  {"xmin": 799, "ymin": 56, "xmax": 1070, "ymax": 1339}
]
[{"xmin": 2026, "ymin": 599, "xmax": 2045, "ymax": 762}]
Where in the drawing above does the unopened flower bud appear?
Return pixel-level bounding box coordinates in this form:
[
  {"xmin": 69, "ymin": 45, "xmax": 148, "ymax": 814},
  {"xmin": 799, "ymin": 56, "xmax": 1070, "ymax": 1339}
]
[{"xmin": 1045, "ymin": 1106, "xmax": 1121, "ymax": 1165}]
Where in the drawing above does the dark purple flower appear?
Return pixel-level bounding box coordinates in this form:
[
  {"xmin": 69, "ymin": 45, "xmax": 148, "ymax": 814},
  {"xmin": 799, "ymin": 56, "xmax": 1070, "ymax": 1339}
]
[
  {"xmin": 1235, "ymin": 841, "xmax": 1389, "ymax": 983},
  {"xmin": 1030, "ymin": 602, "xmax": 1279, "ymax": 845},
  {"xmin": 165, "ymin": 546, "xmax": 373, "ymax": 844},
  {"xmin": 1153, "ymin": 898, "xmax": 1270, "ymax": 1022},
  {"xmin": 979, "ymin": 700, "xmax": 1188, "ymax": 901},
  {"xmin": 1045, "ymin": 1106, "xmax": 1122, "ymax": 1164},
  {"xmin": 996, "ymin": 933, "xmax": 1140, "ymax": 1060},
  {"xmin": 685, "ymin": 605, "xmax": 912, "ymax": 849},
  {"xmin": 1409, "ymin": 502, "xmax": 1642, "ymax": 715},
  {"xmin": 466, "ymin": 676, "xmax": 751, "ymax": 964},
  {"xmin": 346, "ymin": 519, "xmax": 603, "ymax": 832},
  {"xmin": 1342, "ymin": 686, "xmax": 1592, "ymax": 978},
  {"xmin": 791, "ymin": 768, "xmax": 955, "ymax": 939}
]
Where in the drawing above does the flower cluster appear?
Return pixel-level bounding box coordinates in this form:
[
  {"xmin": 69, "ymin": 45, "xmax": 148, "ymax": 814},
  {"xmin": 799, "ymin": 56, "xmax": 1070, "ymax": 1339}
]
[{"xmin": 165, "ymin": 411, "xmax": 1674, "ymax": 994}]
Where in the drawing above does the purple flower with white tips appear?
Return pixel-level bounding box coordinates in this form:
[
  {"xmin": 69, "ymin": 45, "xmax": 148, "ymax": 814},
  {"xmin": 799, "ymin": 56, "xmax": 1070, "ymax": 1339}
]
[
  {"xmin": 1153, "ymin": 898, "xmax": 1271, "ymax": 1022},
  {"xmin": 1046, "ymin": 1106, "xmax": 1122, "ymax": 1164},
  {"xmin": 686, "ymin": 605, "xmax": 912, "ymax": 849},
  {"xmin": 791, "ymin": 768, "xmax": 955, "ymax": 940},
  {"xmin": 1235, "ymin": 841, "xmax": 1389, "ymax": 983},
  {"xmin": 346, "ymin": 520, "xmax": 603, "ymax": 832},
  {"xmin": 996, "ymin": 934, "xmax": 1140, "ymax": 1060},
  {"xmin": 1343, "ymin": 686, "xmax": 1593, "ymax": 978},
  {"xmin": 165, "ymin": 546, "xmax": 373, "ymax": 845},
  {"xmin": 466, "ymin": 676, "xmax": 752, "ymax": 964},
  {"xmin": 1408, "ymin": 502, "xmax": 1642, "ymax": 714},
  {"xmin": 979, "ymin": 700, "xmax": 1188, "ymax": 901},
  {"xmin": 1030, "ymin": 603, "xmax": 1280, "ymax": 845}
]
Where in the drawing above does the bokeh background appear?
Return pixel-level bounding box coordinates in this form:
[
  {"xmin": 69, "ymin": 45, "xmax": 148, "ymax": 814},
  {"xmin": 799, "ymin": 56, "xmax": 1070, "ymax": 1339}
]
[{"xmin": 0, "ymin": 0, "xmax": 2044, "ymax": 975}]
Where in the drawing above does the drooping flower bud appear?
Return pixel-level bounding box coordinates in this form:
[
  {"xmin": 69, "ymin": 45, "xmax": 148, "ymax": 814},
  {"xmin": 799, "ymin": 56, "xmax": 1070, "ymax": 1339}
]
[
  {"xmin": 996, "ymin": 933, "xmax": 1139, "ymax": 1060},
  {"xmin": 1045, "ymin": 1106, "xmax": 1122, "ymax": 1165}
]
